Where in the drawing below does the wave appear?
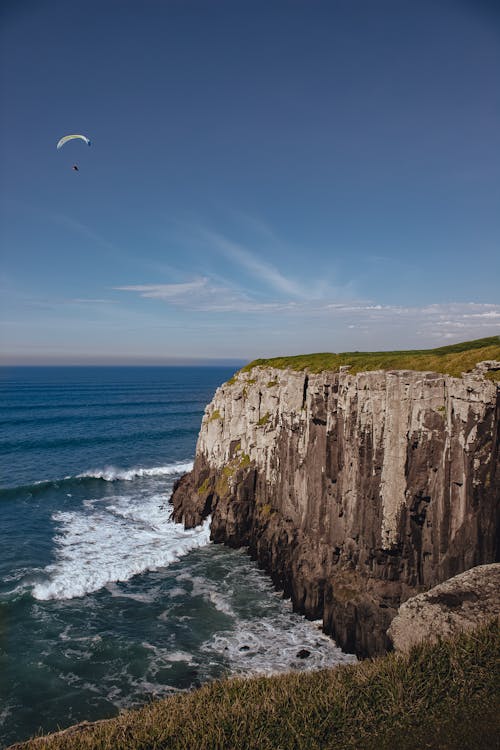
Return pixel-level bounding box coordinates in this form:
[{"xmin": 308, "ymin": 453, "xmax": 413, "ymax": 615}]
[
  {"xmin": 32, "ymin": 499, "xmax": 210, "ymax": 601},
  {"xmin": 0, "ymin": 460, "xmax": 194, "ymax": 499},
  {"xmin": 75, "ymin": 461, "xmax": 194, "ymax": 482}
]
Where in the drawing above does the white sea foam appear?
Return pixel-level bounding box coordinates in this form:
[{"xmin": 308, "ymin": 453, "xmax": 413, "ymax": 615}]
[
  {"xmin": 75, "ymin": 461, "xmax": 193, "ymax": 482},
  {"xmin": 190, "ymin": 577, "xmax": 236, "ymax": 617},
  {"xmin": 168, "ymin": 587, "xmax": 188, "ymax": 598},
  {"xmin": 202, "ymin": 617, "xmax": 356, "ymax": 676},
  {"xmin": 32, "ymin": 492, "xmax": 210, "ymax": 600},
  {"xmin": 166, "ymin": 650, "xmax": 193, "ymax": 663},
  {"xmin": 0, "ymin": 705, "xmax": 13, "ymax": 728},
  {"xmin": 105, "ymin": 582, "xmax": 160, "ymax": 603},
  {"xmin": 168, "ymin": 549, "xmax": 356, "ymax": 676}
]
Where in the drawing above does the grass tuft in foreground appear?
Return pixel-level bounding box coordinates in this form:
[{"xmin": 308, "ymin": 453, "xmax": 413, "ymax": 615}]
[
  {"xmin": 241, "ymin": 335, "xmax": 500, "ymax": 378},
  {"xmin": 11, "ymin": 620, "xmax": 500, "ymax": 750}
]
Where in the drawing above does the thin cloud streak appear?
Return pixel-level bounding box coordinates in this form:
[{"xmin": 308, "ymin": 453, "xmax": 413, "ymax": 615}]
[
  {"xmin": 115, "ymin": 278, "xmax": 291, "ymax": 313},
  {"xmin": 199, "ymin": 226, "xmax": 358, "ymax": 302},
  {"xmin": 2, "ymin": 198, "xmax": 118, "ymax": 253},
  {"xmin": 202, "ymin": 229, "xmax": 308, "ymax": 298},
  {"xmin": 166, "ymin": 215, "xmax": 356, "ymax": 302},
  {"xmin": 115, "ymin": 280, "xmax": 500, "ymax": 342},
  {"xmin": 48, "ymin": 212, "xmax": 117, "ymax": 252},
  {"xmin": 117, "ymin": 279, "xmax": 208, "ymax": 299}
]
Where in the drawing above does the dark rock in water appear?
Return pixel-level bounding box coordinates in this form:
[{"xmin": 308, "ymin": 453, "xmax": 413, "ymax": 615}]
[
  {"xmin": 239, "ymin": 645, "xmax": 250, "ymax": 651},
  {"xmin": 296, "ymin": 649, "xmax": 311, "ymax": 659},
  {"xmin": 171, "ymin": 365, "xmax": 499, "ymax": 658}
]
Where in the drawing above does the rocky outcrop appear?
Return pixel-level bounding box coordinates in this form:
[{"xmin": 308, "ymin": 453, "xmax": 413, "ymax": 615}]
[
  {"xmin": 171, "ymin": 365, "xmax": 500, "ymax": 657},
  {"xmin": 388, "ymin": 563, "xmax": 500, "ymax": 652}
]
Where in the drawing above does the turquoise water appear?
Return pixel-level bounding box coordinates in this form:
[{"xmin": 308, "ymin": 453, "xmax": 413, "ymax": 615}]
[{"xmin": 0, "ymin": 367, "xmax": 354, "ymax": 747}]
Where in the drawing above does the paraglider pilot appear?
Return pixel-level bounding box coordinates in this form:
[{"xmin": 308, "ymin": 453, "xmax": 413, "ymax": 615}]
[{"xmin": 56, "ymin": 135, "xmax": 91, "ymax": 172}]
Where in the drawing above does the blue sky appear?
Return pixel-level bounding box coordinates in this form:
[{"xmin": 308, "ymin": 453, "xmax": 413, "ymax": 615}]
[{"xmin": 1, "ymin": 0, "xmax": 499, "ymax": 364}]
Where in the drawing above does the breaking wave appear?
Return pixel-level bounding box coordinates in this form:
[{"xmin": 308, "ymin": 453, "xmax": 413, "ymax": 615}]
[
  {"xmin": 0, "ymin": 461, "xmax": 193, "ymax": 499},
  {"xmin": 32, "ymin": 496, "xmax": 210, "ymax": 600},
  {"xmin": 75, "ymin": 462, "xmax": 194, "ymax": 482}
]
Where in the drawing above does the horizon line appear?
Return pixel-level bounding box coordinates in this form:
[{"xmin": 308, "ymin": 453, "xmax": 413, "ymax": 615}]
[{"xmin": 0, "ymin": 358, "xmax": 249, "ymax": 368}]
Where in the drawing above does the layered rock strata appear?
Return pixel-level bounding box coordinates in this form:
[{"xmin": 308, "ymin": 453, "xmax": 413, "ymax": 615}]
[{"xmin": 171, "ymin": 365, "xmax": 500, "ymax": 657}]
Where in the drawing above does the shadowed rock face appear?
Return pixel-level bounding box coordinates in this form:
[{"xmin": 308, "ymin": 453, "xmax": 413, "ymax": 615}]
[{"xmin": 171, "ymin": 366, "xmax": 500, "ymax": 657}]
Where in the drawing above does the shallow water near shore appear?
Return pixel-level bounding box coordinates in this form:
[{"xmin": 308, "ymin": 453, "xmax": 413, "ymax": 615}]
[{"xmin": 0, "ymin": 367, "xmax": 355, "ymax": 747}]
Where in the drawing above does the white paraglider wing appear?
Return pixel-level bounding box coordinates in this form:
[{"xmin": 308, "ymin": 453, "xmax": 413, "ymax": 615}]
[{"xmin": 56, "ymin": 134, "xmax": 91, "ymax": 149}]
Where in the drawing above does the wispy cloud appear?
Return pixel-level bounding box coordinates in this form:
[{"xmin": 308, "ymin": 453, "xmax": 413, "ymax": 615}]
[
  {"xmin": 161, "ymin": 213, "xmax": 356, "ymax": 302},
  {"xmin": 115, "ymin": 279, "xmax": 500, "ymax": 340},
  {"xmin": 115, "ymin": 277, "xmax": 293, "ymax": 313},
  {"xmin": 2, "ymin": 197, "xmax": 118, "ymax": 253},
  {"xmin": 320, "ymin": 302, "xmax": 500, "ymax": 342},
  {"xmin": 48, "ymin": 213, "xmax": 117, "ymax": 252},
  {"xmin": 117, "ymin": 279, "xmax": 208, "ymax": 299},
  {"xmin": 67, "ymin": 298, "xmax": 117, "ymax": 305},
  {"xmin": 112, "ymin": 213, "xmax": 499, "ymax": 346},
  {"xmin": 200, "ymin": 229, "xmax": 310, "ymax": 299}
]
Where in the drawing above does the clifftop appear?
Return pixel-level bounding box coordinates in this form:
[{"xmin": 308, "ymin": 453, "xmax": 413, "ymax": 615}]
[{"xmin": 241, "ymin": 335, "xmax": 500, "ymax": 378}]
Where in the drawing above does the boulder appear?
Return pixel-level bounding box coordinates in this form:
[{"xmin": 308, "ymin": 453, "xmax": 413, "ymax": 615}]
[{"xmin": 387, "ymin": 563, "xmax": 500, "ymax": 653}]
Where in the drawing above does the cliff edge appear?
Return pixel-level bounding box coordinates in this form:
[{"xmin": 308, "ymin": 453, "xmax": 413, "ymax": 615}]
[{"xmin": 171, "ymin": 344, "xmax": 500, "ymax": 657}]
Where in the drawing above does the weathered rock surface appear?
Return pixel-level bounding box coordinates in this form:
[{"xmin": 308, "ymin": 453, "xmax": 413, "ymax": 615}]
[
  {"xmin": 388, "ymin": 563, "xmax": 500, "ymax": 652},
  {"xmin": 171, "ymin": 365, "xmax": 500, "ymax": 657}
]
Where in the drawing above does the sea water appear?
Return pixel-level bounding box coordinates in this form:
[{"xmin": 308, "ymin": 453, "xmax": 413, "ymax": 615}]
[{"xmin": 0, "ymin": 367, "xmax": 355, "ymax": 746}]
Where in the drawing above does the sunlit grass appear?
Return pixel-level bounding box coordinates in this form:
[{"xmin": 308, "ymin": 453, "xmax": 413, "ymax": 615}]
[
  {"xmin": 242, "ymin": 335, "xmax": 500, "ymax": 378},
  {"xmin": 14, "ymin": 620, "xmax": 500, "ymax": 750}
]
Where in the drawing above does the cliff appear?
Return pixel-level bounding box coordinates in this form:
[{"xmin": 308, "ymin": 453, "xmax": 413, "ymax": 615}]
[{"xmin": 171, "ymin": 359, "xmax": 500, "ymax": 657}]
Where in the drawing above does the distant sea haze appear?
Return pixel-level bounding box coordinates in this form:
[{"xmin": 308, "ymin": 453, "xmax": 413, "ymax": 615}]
[
  {"xmin": 0, "ymin": 356, "xmax": 248, "ymax": 366},
  {"xmin": 0, "ymin": 366, "xmax": 355, "ymax": 746}
]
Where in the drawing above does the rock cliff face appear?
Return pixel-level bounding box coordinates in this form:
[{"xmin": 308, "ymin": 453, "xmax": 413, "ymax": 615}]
[{"xmin": 171, "ymin": 365, "xmax": 500, "ymax": 657}]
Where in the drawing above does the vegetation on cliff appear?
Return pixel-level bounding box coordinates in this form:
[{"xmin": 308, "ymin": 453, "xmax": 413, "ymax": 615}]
[
  {"xmin": 12, "ymin": 620, "xmax": 499, "ymax": 750},
  {"xmin": 242, "ymin": 335, "xmax": 500, "ymax": 379}
]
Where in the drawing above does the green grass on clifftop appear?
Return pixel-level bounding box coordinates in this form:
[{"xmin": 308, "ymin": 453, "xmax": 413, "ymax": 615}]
[
  {"xmin": 242, "ymin": 335, "xmax": 500, "ymax": 379},
  {"xmin": 11, "ymin": 621, "xmax": 500, "ymax": 750}
]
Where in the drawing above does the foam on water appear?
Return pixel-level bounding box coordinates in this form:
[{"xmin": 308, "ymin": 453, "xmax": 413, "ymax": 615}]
[
  {"xmin": 190, "ymin": 576, "xmax": 236, "ymax": 617},
  {"xmin": 201, "ymin": 616, "xmax": 356, "ymax": 676},
  {"xmin": 0, "ymin": 461, "xmax": 195, "ymax": 498},
  {"xmin": 0, "ymin": 365, "xmax": 244, "ymax": 746},
  {"xmin": 167, "ymin": 549, "xmax": 357, "ymax": 678},
  {"xmin": 32, "ymin": 491, "xmax": 210, "ymax": 600},
  {"xmin": 75, "ymin": 461, "xmax": 194, "ymax": 482},
  {"xmin": 193, "ymin": 568, "xmax": 357, "ymax": 675},
  {"xmin": 105, "ymin": 582, "xmax": 161, "ymax": 603}
]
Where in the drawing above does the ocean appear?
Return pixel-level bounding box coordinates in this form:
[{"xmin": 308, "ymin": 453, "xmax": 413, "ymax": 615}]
[{"xmin": 0, "ymin": 366, "xmax": 355, "ymax": 747}]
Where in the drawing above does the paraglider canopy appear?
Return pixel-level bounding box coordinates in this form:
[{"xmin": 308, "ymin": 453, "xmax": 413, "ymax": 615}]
[{"xmin": 57, "ymin": 134, "xmax": 91, "ymax": 149}]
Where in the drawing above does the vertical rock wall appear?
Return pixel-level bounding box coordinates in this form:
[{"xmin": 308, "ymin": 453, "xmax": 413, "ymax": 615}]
[{"xmin": 171, "ymin": 366, "xmax": 500, "ymax": 657}]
